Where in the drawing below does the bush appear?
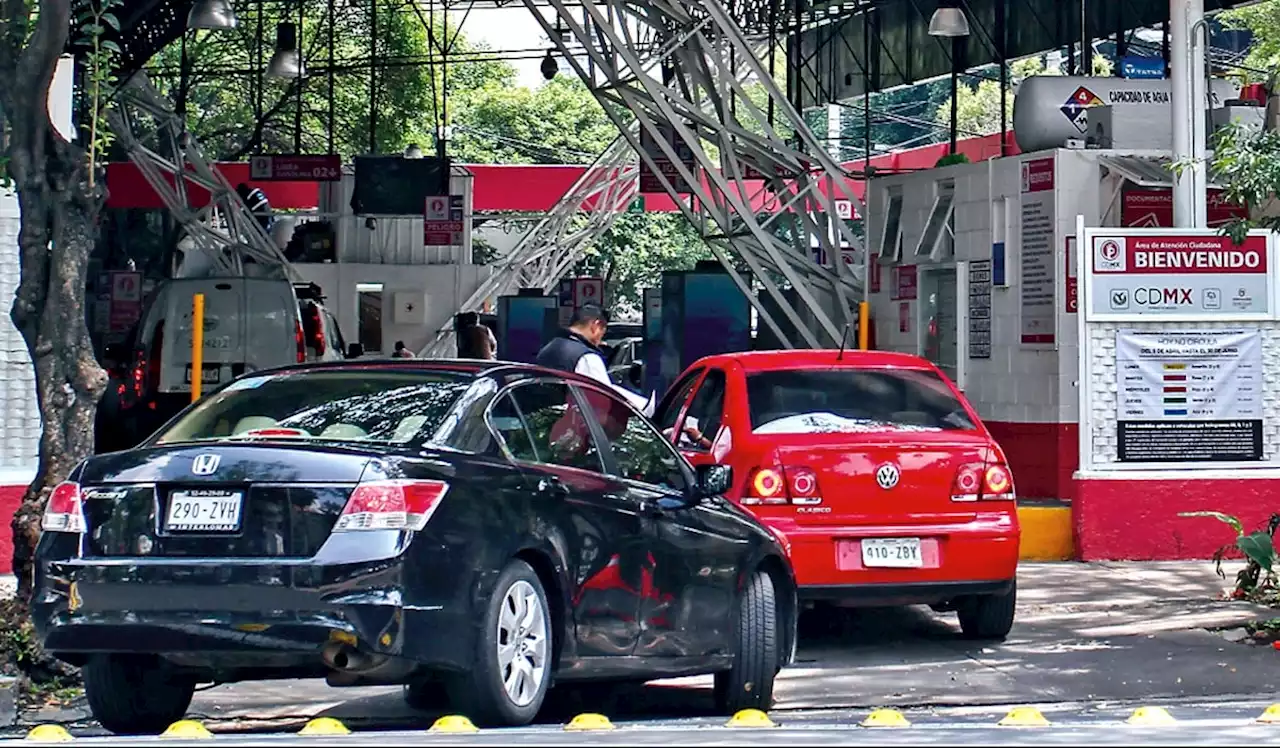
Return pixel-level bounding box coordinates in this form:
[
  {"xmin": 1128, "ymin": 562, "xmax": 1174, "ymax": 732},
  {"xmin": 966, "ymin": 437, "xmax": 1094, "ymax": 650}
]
[{"xmin": 1178, "ymin": 511, "xmax": 1280, "ymax": 597}]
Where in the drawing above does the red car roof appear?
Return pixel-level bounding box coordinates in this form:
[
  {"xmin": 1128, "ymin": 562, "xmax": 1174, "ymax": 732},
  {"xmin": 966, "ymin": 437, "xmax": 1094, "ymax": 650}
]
[{"xmin": 698, "ymin": 349, "xmax": 937, "ymax": 373}]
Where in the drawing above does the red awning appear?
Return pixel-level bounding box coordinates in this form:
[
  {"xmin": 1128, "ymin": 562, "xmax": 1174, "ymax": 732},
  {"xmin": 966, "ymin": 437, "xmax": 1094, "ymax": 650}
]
[{"xmin": 104, "ymin": 131, "xmax": 1019, "ymax": 215}]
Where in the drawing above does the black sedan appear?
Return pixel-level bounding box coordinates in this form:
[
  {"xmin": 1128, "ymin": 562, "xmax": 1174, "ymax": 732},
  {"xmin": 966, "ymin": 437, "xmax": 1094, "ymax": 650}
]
[{"xmin": 34, "ymin": 359, "xmax": 798, "ymax": 733}]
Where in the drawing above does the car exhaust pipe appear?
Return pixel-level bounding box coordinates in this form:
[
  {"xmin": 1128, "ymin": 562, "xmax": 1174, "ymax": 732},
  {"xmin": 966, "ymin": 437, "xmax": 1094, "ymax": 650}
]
[{"xmin": 322, "ymin": 642, "xmax": 377, "ymax": 673}]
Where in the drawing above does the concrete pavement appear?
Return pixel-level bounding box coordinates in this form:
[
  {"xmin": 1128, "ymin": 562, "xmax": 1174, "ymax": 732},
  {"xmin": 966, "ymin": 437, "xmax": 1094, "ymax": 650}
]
[{"xmin": 11, "ymin": 561, "xmax": 1280, "ymax": 739}]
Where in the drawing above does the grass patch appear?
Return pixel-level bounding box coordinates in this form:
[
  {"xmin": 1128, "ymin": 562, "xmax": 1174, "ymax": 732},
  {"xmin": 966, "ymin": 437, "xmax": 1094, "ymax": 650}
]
[{"xmin": 0, "ymin": 599, "xmax": 82, "ymax": 709}]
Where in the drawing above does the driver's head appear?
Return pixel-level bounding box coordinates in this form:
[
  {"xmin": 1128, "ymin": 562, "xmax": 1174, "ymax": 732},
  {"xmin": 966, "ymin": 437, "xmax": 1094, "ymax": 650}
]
[{"xmin": 568, "ymin": 303, "xmax": 610, "ymax": 347}]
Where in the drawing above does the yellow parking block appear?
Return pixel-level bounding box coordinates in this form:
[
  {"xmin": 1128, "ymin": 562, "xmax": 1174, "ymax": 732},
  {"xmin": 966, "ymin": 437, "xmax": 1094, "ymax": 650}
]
[
  {"xmin": 861, "ymin": 709, "xmax": 910, "ymax": 728},
  {"xmin": 25, "ymin": 725, "xmax": 73, "ymax": 742},
  {"xmin": 299, "ymin": 717, "xmax": 351, "ymax": 735},
  {"xmin": 725, "ymin": 709, "xmax": 776, "ymax": 728},
  {"xmin": 1127, "ymin": 706, "xmax": 1176, "ymax": 725},
  {"xmin": 564, "ymin": 713, "xmax": 615, "ymax": 731},
  {"xmin": 1017, "ymin": 505, "xmax": 1074, "ymax": 561},
  {"xmin": 998, "ymin": 707, "xmax": 1051, "ymax": 726},
  {"xmin": 1258, "ymin": 704, "xmax": 1280, "ymax": 724},
  {"xmin": 430, "ymin": 715, "xmax": 479, "ymax": 733},
  {"xmin": 161, "ymin": 720, "xmax": 213, "ymax": 739}
]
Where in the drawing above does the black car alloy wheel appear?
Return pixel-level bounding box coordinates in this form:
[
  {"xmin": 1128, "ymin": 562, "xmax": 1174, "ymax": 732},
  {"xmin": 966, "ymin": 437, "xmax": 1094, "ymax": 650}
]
[{"xmin": 448, "ymin": 559, "xmax": 553, "ymax": 726}]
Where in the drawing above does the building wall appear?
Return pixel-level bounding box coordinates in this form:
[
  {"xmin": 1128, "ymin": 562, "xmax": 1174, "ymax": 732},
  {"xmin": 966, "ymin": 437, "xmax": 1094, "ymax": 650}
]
[
  {"xmin": 864, "ymin": 149, "xmax": 1121, "ymax": 503},
  {"xmin": 293, "ymin": 262, "xmax": 491, "ymax": 356},
  {"xmin": 0, "ymin": 189, "xmax": 43, "ymax": 574}
]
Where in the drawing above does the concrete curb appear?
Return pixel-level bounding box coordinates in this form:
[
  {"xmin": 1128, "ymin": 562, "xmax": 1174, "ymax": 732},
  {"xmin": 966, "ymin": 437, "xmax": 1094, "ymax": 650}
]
[{"xmin": 0, "ymin": 676, "xmax": 16, "ymax": 729}]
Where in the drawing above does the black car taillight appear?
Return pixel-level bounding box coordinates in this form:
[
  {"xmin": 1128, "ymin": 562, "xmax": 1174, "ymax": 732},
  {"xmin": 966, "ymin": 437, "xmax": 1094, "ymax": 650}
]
[
  {"xmin": 42, "ymin": 481, "xmax": 85, "ymax": 534},
  {"xmin": 333, "ymin": 479, "xmax": 450, "ymax": 532}
]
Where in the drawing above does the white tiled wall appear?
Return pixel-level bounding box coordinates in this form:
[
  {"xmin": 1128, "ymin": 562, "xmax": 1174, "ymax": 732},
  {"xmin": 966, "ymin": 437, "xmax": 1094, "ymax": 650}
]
[
  {"xmin": 1084, "ymin": 322, "xmax": 1280, "ymax": 467},
  {"xmin": 0, "ymin": 190, "xmax": 40, "ymax": 481},
  {"xmin": 865, "ymin": 149, "xmax": 1104, "ymax": 426}
]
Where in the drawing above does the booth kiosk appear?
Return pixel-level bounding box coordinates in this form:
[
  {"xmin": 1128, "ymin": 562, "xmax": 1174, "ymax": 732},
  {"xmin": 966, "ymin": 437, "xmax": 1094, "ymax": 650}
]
[
  {"xmin": 1075, "ymin": 221, "xmax": 1280, "ymax": 559},
  {"xmin": 497, "ymin": 291, "xmax": 559, "ymax": 364}
]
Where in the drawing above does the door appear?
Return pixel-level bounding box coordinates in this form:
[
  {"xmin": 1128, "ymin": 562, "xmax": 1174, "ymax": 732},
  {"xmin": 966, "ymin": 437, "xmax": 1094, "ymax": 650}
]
[
  {"xmin": 920, "ymin": 268, "xmax": 959, "ymax": 382},
  {"xmin": 576, "ymin": 383, "xmax": 740, "ymax": 659},
  {"xmin": 497, "ymin": 380, "xmax": 645, "ymax": 659}
]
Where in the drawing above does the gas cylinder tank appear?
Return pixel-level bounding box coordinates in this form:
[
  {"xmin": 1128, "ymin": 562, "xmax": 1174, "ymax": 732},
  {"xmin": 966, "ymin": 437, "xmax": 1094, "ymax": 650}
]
[{"xmin": 1012, "ymin": 75, "xmax": 1240, "ymax": 153}]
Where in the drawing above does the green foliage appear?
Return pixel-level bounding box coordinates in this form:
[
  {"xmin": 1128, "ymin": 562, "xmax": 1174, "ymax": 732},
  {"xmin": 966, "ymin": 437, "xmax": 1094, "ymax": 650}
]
[
  {"xmin": 934, "ymin": 153, "xmax": 970, "ymax": 167},
  {"xmin": 450, "ymin": 76, "xmax": 615, "ymax": 164},
  {"xmin": 1220, "ymin": 1, "xmax": 1280, "ymax": 85},
  {"xmin": 74, "ymin": 0, "xmax": 122, "ymax": 185},
  {"xmin": 1179, "ymin": 511, "xmax": 1280, "ymax": 594},
  {"xmin": 574, "ymin": 212, "xmax": 711, "ymax": 317},
  {"xmin": 1195, "ymin": 122, "xmax": 1280, "ymax": 243},
  {"xmin": 151, "ymin": 4, "xmax": 515, "ymax": 158}
]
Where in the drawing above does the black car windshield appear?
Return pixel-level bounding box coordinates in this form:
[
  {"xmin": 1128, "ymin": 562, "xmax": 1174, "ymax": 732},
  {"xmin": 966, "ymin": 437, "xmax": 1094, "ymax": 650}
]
[
  {"xmin": 153, "ymin": 370, "xmax": 474, "ymax": 445},
  {"xmin": 745, "ymin": 368, "xmax": 977, "ymax": 433}
]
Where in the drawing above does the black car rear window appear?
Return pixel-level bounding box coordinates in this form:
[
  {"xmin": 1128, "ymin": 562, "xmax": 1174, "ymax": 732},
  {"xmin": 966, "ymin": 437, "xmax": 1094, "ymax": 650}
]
[
  {"xmin": 745, "ymin": 368, "xmax": 976, "ymax": 433},
  {"xmin": 153, "ymin": 370, "xmax": 474, "ymax": 445}
]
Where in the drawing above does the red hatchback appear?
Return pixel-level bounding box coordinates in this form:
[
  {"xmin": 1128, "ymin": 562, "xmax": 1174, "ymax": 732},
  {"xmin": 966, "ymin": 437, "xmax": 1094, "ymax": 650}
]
[{"xmin": 653, "ymin": 350, "xmax": 1020, "ymax": 640}]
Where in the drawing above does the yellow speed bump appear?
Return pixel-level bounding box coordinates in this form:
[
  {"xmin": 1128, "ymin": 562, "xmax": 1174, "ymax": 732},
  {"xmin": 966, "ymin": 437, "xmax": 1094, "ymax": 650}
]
[
  {"xmin": 25, "ymin": 725, "xmax": 73, "ymax": 742},
  {"xmin": 1126, "ymin": 706, "xmax": 1176, "ymax": 726},
  {"xmin": 161, "ymin": 720, "xmax": 214, "ymax": 739},
  {"xmin": 299, "ymin": 717, "xmax": 351, "ymax": 736},
  {"xmin": 430, "ymin": 715, "xmax": 479, "ymax": 733},
  {"xmin": 725, "ymin": 709, "xmax": 776, "ymax": 728},
  {"xmin": 998, "ymin": 707, "xmax": 1051, "ymax": 727},
  {"xmin": 861, "ymin": 708, "xmax": 910, "ymax": 728},
  {"xmin": 1258, "ymin": 704, "xmax": 1280, "ymax": 724},
  {"xmin": 564, "ymin": 713, "xmax": 615, "ymax": 731}
]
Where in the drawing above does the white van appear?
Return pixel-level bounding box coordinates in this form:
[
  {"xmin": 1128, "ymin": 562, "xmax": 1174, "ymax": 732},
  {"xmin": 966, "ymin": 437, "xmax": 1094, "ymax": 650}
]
[{"xmin": 130, "ymin": 278, "xmax": 346, "ymax": 398}]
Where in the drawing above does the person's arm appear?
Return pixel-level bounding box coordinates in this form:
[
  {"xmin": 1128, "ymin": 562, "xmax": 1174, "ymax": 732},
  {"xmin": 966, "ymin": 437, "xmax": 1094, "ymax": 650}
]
[{"xmin": 576, "ymin": 353, "xmax": 653, "ymax": 413}]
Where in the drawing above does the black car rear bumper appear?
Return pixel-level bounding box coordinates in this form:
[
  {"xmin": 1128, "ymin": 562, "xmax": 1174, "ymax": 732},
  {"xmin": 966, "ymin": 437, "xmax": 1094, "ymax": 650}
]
[
  {"xmin": 34, "ymin": 557, "xmax": 476, "ymax": 679},
  {"xmin": 800, "ymin": 579, "xmax": 1015, "ymax": 606}
]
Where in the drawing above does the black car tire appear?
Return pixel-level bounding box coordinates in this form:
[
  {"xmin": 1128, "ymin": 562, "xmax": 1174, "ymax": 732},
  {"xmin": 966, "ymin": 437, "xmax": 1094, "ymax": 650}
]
[
  {"xmin": 447, "ymin": 559, "xmax": 553, "ymax": 727},
  {"xmin": 957, "ymin": 581, "xmax": 1017, "ymax": 640},
  {"xmin": 84, "ymin": 654, "xmax": 195, "ymax": 735},
  {"xmin": 714, "ymin": 570, "xmax": 778, "ymax": 713}
]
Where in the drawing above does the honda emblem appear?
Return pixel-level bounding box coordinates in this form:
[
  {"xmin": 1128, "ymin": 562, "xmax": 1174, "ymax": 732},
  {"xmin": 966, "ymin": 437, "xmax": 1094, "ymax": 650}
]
[{"xmin": 191, "ymin": 454, "xmax": 221, "ymax": 476}]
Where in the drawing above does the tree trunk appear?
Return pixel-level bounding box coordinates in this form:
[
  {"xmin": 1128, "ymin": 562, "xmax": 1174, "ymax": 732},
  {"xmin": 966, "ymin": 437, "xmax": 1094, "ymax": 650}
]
[{"xmin": 1, "ymin": 0, "xmax": 109, "ymax": 609}]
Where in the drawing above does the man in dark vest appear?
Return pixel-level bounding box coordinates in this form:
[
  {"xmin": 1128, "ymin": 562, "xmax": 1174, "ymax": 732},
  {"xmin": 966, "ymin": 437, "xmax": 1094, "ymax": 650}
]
[{"xmin": 537, "ymin": 303, "xmax": 654, "ymax": 416}]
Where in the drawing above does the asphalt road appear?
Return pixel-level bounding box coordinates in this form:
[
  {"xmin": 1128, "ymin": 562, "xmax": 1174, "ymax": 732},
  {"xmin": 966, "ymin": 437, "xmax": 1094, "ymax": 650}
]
[{"xmin": 10, "ymin": 562, "xmax": 1280, "ymax": 744}]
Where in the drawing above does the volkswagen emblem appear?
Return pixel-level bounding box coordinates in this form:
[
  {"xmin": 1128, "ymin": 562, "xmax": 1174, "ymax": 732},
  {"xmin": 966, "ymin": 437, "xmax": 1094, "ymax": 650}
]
[
  {"xmin": 191, "ymin": 454, "xmax": 221, "ymax": 476},
  {"xmin": 875, "ymin": 463, "xmax": 900, "ymax": 490}
]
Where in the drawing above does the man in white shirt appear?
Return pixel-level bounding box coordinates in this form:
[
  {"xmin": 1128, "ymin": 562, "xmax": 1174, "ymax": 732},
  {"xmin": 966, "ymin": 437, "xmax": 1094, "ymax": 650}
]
[{"xmin": 536, "ymin": 303, "xmax": 655, "ymax": 416}]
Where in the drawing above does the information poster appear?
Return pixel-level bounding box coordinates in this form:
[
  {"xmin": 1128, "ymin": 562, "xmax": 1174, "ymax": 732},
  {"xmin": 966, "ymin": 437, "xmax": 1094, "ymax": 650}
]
[
  {"xmin": 1019, "ymin": 157, "xmax": 1056, "ymax": 344},
  {"xmin": 1115, "ymin": 329, "xmax": 1263, "ymax": 462},
  {"xmin": 968, "ymin": 260, "xmax": 992, "ymax": 359}
]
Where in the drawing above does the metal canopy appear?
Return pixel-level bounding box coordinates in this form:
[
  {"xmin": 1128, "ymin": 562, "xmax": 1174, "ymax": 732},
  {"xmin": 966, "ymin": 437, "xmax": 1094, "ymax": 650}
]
[
  {"xmin": 793, "ymin": 0, "xmax": 1247, "ymax": 110},
  {"xmin": 1097, "ymin": 153, "xmax": 1224, "ymax": 189}
]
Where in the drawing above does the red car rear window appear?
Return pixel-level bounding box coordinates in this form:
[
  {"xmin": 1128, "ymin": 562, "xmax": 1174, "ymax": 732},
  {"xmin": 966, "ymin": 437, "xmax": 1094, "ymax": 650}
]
[{"xmin": 744, "ymin": 368, "xmax": 977, "ymax": 433}]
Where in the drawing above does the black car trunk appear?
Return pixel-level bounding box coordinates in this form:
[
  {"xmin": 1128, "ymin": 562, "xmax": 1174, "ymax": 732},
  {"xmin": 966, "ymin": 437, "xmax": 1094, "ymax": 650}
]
[{"xmin": 79, "ymin": 444, "xmax": 373, "ymax": 559}]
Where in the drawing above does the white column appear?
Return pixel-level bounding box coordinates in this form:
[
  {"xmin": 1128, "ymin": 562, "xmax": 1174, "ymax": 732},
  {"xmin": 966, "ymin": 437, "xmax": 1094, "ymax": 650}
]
[
  {"xmin": 1170, "ymin": 0, "xmax": 1194, "ymax": 227},
  {"xmin": 1171, "ymin": 0, "xmax": 1207, "ymax": 227},
  {"xmin": 1188, "ymin": 0, "xmax": 1208, "ymax": 228}
]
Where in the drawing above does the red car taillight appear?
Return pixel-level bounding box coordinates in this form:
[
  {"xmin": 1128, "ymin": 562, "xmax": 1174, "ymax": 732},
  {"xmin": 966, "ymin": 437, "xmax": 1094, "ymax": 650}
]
[
  {"xmin": 743, "ymin": 467, "xmax": 787, "ymax": 505},
  {"xmin": 333, "ymin": 480, "xmax": 450, "ymax": 532},
  {"xmin": 787, "ymin": 466, "xmax": 822, "ymax": 506},
  {"xmin": 42, "ymin": 481, "xmax": 85, "ymax": 533},
  {"xmin": 951, "ymin": 462, "xmax": 1015, "ymax": 502}
]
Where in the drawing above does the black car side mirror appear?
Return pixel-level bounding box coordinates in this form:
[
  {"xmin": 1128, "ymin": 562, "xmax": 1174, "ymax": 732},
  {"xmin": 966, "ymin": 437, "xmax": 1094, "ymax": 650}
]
[
  {"xmin": 346, "ymin": 343, "xmax": 364, "ymax": 359},
  {"xmin": 695, "ymin": 464, "xmax": 733, "ymax": 498},
  {"xmin": 627, "ymin": 361, "xmax": 643, "ymax": 388}
]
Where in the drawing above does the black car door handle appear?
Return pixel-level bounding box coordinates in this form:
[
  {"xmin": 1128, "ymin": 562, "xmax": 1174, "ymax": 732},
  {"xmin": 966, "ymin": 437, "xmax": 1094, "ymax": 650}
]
[
  {"xmin": 639, "ymin": 500, "xmax": 665, "ymax": 519},
  {"xmin": 536, "ymin": 477, "xmax": 569, "ymax": 497}
]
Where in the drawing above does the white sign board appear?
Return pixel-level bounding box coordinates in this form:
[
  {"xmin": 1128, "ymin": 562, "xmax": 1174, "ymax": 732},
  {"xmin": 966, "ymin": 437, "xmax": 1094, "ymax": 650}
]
[
  {"xmin": 1114, "ymin": 329, "xmax": 1263, "ymax": 463},
  {"xmin": 1085, "ymin": 229, "xmax": 1274, "ymax": 321},
  {"xmin": 425, "ymin": 196, "xmax": 449, "ymax": 221}
]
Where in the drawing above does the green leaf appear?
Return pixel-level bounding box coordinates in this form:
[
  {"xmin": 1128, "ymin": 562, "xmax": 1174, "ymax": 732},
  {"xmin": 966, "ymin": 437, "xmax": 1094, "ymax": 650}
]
[
  {"xmin": 101, "ymin": 40, "xmax": 120, "ymax": 53},
  {"xmin": 1238, "ymin": 531, "xmax": 1275, "ymax": 572},
  {"xmin": 101, "ymin": 12, "xmax": 118, "ymax": 29},
  {"xmin": 1178, "ymin": 511, "xmax": 1244, "ymax": 536}
]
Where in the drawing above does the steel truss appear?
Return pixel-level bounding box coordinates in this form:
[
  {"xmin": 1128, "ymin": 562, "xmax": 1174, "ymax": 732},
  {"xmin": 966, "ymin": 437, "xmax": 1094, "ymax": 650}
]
[
  {"xmin": 521, "ymin": 0, "xmax": 868, "ymax": 348},
  {"xmin": 107, "ymin": 73, "xmax": 300, "ymax": 281},
  {"xmin": 419, "ymin": 130, "xmax": 639, "ymax": 357}
]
